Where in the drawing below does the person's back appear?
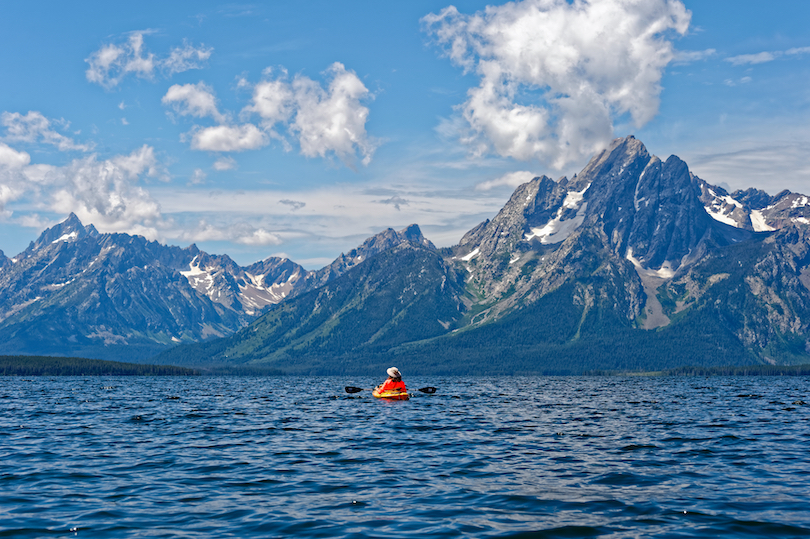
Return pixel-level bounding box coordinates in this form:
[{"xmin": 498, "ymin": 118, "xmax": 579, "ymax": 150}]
[
  {"xmin": 376, "ymin": 367, "xmax": 406, "ymax": 393},
  {"xmin": 378, "ymin": 377, "xmax": 406, "ymax": 392}
]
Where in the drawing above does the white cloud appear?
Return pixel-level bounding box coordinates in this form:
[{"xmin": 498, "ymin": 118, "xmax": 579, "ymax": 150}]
[
  {"xmin": 0, "ymin": 142, "xmax": 30, "ymax": 169},
  {"xmin": 163, "ymin": 40, "xmax": 213, "ymax": 75},
  {"xmin": 422, "ymin": 0, "xmax": 691, "ymax": 169},
  {"xmin": 475, "ymin": 170, "xmax": 537, "ymax": 191},
  {"xmin": 0, "ymin": 143, "xmax": 30, "ymax": 213},
  {"xmin": 174, "ymin": 220, "xmax": 282, "ymax": 246},
  {"xmin": 290, "ymin": 63, "xmax": 376, "ymax": 166},
  {"xmin": 169, "ymin": 63, "xmax": 377, "ymax": 166},
  {"xmin": 723, "ymin": 46, "xmax": 810, "ymax": 67},
  {"xmin": 213, "ymin": 156, "xmax": 237, "ymax": 171},
  {"xmin": 243, "ymin": 68, "xmax": 294, "ymax": 132},
  {"xmin": 0, "ymin": 143, "xmax": 167, "ymax": 237},
  {"xmin": 240, "ymin": 63, "xmax": 376, "ymax": 165},
  {"xmin": 190, "ymin": 124, "xmax": 268, "ymax": 152},
  {"xmin": 86, "ymin": 31, "xmax": 211, "ymax": 88},
  {"xmin": 162, "ymin": 82, "xmax": 227, "ymax": 123},
  {"xmin": 48, "ymin": 146, "xmax": 165, "ymax": 236},
  {"xmin": 235, "ymin": 227, "xmax": 282, "ymax": 246},
  {"xmin": 725, "ymin": 52, "xmax": 776, "ymax": 66},
  {"xmin": 2, "ymin": 111, "xmax": 93, "ymax": 152}
]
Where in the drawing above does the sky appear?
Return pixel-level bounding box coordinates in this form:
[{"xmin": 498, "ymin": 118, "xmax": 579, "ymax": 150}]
[{"xmin": 1, "ymin": 0, "xmax": 809, "ymax": 269}]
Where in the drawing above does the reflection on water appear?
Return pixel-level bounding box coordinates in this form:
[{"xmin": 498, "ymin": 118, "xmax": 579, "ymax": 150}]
[{"xmin": 1, "ymin": 376, "xmax": 809, "ymax": 538}]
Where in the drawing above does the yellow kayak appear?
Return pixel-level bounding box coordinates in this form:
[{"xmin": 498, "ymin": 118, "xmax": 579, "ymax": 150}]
[{"xmin": 372, "ymin": 388, "xmax": 410, "ymax": 400}]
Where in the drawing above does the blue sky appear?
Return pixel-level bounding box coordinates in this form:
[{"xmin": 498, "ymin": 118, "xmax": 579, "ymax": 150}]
[{"xmin": 1, "ymin": 1, "xmax": 808, "ymax": 268}]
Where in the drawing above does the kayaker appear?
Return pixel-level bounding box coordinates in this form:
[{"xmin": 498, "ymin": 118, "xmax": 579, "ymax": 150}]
[{"xmin": 375, "ymin": 367, "xmax": 406, "ymax": 393}]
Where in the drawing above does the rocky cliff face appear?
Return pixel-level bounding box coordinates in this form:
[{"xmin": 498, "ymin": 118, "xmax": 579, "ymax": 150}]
[{"xmin": 448, "ymin": 136, "xmax": 810, "ymax": 361}]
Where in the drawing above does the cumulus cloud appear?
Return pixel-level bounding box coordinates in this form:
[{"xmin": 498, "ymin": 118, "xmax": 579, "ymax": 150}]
[
  {"xmin": 0, "ymin": 142, "xmax": 167, "ymax": 237},
  {"xmin": 162, "ymin": 82, "xmax": 227, "ymax": 123},
  {"xmin": 190, "ymin": 124, "xmax": 268, "ymax": 152},
  {"xmin": 48, "ymin": 146, "xmax": 165, "ymax": 236},
  {"xmin": 0, "ymin": 143, "xmax": 30, "ymax": 213},
  {"xmin": 243, "ymin": 68, "xmax": 294, "ymax": 133},
  {"xmin": 168, "ymin": 63, "xmax": 376, "ymax": 166},
  {"xmin": 422, "ymin": 0, "xmax": 691, "ymax": 169},
  {"xmin": 475, "ymin": 170, "xmax": 537, "ymax": 191},
  {"xmin": 290, "ymin": 63, "xmax": 376, "ymax": 165},
  {"xmin": 162, "ymin": 84, "xmax": 265, "ymax": 152},
  {"xmin": 0, "ymin": 142, "xmax": 31, "ymax": 169},
  {"xmin": 2, "ymin": 111, "xmax": 93, "ymax": 152},
  {"xmin": 86, "ymin": 31, "xmax": 211, "ymax": 88},
  {"xmin": 242, "ymin": 63, "xmax": 377, "ymax": 165}
]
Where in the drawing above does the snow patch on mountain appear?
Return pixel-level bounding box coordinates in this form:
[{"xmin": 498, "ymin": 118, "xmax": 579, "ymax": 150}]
[
  {"xmin": 703, "ymin": 188, "xmax": 744, "ymax": 227},
  {"xmin": 525, "ymin": 185, "xmax": 589, "ymax": 244},
  {"xmin": 626, "ymin": 247, "xmax": 675, "ymax": 279},
  {"xmin": 750, "ymin": 210, "xmax": 775, "ymax": 232},
  {"xmin": 51, "ymin": 231, "xmax": 78, "ymax": 244}
]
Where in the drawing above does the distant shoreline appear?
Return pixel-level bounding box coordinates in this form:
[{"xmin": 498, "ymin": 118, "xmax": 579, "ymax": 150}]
[
  {"xmin": 0, "ymin": 355, "xmax": 198, "ymax": 376},
  {"xmin": 610, "ymin": 364, "xmax": 810, "ymax": 377}
]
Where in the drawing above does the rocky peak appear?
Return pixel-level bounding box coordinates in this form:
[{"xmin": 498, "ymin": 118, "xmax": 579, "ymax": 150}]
[
  {"xmin": 732, "ymin": 188, "xmax": 773, "ymax": 210},
  {"xmin": 27, "ymin": 213, "xmax": 99, "ymax": 252},
  {"xmin": 308, "ymin": 224, "xmax": 435, "ymax": 288}
]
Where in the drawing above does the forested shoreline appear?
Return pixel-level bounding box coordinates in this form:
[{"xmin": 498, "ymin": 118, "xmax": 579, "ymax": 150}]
[
  {"xmin": 0, "ymin": 356, "xmax": 199, "ymax": 376},
  {"xmin": 662, "ymin": 364, "xmax": 810, "ymax": 376}
]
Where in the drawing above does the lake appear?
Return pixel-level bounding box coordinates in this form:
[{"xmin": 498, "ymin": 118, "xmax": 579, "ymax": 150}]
[{"xmin": 1, "ymin": 375, "xmax": 809, "ymax": 538}]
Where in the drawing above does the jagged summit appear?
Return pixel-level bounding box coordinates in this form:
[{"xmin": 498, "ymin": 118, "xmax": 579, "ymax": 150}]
[
  {"xmin": 28, "ymin": 213, "xmax": 99, "ymax": 251},
  {"xmin": 305, "ymin": 224, "xmax": 436, "ymax": 288}
]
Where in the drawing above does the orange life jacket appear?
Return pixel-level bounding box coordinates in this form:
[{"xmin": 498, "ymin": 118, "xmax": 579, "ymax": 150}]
[{"xmin": 378, "ymin": 379, "xmax": 407, "ymax": 392}]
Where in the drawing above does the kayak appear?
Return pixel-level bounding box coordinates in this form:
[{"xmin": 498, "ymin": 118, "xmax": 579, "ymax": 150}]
[{"xmin": 372, "ymin": 388, "xmax": 410, "ymax": 400}]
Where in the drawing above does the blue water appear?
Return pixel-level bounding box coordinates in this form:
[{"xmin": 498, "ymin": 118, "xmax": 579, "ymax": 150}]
[{"xmin": 1, "ymin": 376, "xmax": 809, "ymax": 538}]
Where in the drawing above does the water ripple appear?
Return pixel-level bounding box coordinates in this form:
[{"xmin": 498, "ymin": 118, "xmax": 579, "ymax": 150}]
[{"xmin": 1, "ymin": 375, "xmax": 809, "ymax": 537}]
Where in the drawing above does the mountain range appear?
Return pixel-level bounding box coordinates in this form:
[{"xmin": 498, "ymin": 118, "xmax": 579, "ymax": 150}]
[{"xmin": 2, "ymin": 136, "xmax": 809, "ymax": 373}]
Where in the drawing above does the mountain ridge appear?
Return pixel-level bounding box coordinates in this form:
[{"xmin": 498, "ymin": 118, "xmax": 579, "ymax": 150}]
[
  {"xmin": 153, "ymin": 136, "xmax": 810, "ymax": 373},
  {"xmin": 2, "ymin": 136, "xmax": 809, "ymax": 372},
  {"xmin": 0, "ymin": 213, "xmax": 434, "ymax": 360}
]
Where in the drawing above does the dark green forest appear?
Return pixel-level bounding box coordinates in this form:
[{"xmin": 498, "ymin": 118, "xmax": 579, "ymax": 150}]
[
  {"xmin": 0, "ymin": 355, "xmax": 198, "ymax": 376},
  {"xmin": 662, "ymin": 364, "xmax": 810, "ymax": 376}
]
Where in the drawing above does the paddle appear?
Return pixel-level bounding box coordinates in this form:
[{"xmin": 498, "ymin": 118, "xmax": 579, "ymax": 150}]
[{"xmin": 344, "ymin": 386, "xmax": 437, "ymax": 394}]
